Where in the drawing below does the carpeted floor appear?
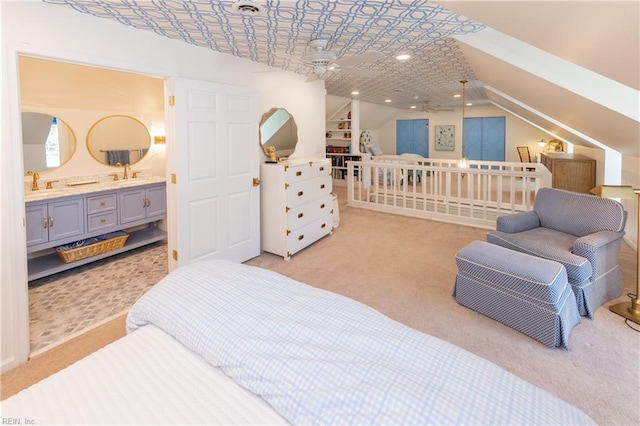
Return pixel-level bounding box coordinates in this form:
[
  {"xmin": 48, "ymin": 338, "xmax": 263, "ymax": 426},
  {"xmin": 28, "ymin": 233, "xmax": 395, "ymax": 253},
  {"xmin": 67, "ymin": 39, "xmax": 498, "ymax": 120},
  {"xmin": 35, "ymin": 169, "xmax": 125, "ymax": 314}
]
[{"xmin": 3, "ymin": 186, "xmax": 639, "ymax": 425}]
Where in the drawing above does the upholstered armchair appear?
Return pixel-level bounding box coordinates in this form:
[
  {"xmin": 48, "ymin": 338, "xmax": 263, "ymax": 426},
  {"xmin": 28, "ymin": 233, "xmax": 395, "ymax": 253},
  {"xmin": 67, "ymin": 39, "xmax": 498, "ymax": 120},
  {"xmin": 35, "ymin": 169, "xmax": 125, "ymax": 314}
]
[{"xmin": 487, "ymin": 188, "xmax": 627, "ymax": 318}]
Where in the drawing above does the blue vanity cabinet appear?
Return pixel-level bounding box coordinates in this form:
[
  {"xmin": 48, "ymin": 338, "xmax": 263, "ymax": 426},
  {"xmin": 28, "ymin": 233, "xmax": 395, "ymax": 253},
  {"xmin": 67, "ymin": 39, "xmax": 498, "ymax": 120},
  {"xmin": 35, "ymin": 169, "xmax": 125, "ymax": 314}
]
[
  {"xmin": 26, "ymin": 181, "xmax": 167, "ymax": 281},
  {"xmin": 86, "ymin": 193, "xmax": 118, "ymax": 234},
  {"xmin": 119, "ymin": 184, "xmax": 167, "ymax": 225},
  {"xmin": 26, "ymin": 198, "xmax": 85, "ymax": 250}
]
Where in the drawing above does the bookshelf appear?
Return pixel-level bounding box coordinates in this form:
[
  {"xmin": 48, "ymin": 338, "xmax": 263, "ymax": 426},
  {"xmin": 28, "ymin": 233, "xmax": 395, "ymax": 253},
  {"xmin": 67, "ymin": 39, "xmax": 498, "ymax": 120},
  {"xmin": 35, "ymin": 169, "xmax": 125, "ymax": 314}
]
[
  {"xmin": 326, "ymin": 99, "xmax": 366, "ymax": 185},
  {"xmin": 326, "ymin": 150, "xmax": 371, "ymax": 187}
]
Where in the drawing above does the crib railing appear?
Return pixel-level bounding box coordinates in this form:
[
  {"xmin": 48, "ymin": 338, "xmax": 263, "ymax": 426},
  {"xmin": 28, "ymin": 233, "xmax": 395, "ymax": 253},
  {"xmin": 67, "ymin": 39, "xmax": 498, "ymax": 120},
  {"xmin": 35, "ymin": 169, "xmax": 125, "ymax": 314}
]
[{"xmin": 346, "ymin": 157, "xmax": 552, "ymax": 229}]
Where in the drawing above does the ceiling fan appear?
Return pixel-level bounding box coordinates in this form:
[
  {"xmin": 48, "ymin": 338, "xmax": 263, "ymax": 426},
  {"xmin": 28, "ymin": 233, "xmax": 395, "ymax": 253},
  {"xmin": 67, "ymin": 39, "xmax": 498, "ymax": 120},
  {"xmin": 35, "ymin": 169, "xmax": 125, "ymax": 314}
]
[
  {"xmin": 300, "ymin": 38, "xmax": 383, "ymax": 81},
  {"xmin": 422, "ymin": 104, "xmax": 454, "ymax": 113}
]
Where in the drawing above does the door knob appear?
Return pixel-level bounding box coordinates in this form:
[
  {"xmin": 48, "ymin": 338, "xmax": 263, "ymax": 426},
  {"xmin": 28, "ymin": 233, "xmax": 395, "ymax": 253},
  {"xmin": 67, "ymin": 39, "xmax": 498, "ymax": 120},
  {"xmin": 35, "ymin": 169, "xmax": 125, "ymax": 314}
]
[{"xmin": 252, "ymin": 177, "xmax": 260, "ymax": 187}]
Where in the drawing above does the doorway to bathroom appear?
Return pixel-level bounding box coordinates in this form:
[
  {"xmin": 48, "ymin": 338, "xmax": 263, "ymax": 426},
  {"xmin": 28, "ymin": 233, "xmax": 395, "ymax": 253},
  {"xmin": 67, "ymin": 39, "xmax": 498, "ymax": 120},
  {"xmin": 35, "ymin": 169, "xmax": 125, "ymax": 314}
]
[{"xmin": 19, "ymin": 56, "xmax": 168, "ymax": 354}]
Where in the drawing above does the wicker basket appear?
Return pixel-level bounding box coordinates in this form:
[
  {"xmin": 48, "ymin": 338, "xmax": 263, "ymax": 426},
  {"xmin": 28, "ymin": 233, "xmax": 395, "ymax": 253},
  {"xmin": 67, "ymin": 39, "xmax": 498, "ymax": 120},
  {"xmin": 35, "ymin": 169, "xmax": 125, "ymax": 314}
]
[{"xmin": 57, "ymin": 234, "xmax": 129, "ymax": 263}]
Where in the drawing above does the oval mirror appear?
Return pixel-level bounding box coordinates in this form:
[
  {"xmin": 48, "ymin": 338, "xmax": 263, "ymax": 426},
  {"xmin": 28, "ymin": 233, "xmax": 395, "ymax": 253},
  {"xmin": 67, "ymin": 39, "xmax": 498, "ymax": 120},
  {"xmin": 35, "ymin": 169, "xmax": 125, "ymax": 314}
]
[
  {"xmin": 87, "ymin": 115, "xmax": 151, "ymax": 166},
  {"xmin": 259, "ymin": 108, "xmax": 298, "ymax": 159},
  {"xmin": 22, "ymin": 112, "xmax": 77, "ymax": 174}
]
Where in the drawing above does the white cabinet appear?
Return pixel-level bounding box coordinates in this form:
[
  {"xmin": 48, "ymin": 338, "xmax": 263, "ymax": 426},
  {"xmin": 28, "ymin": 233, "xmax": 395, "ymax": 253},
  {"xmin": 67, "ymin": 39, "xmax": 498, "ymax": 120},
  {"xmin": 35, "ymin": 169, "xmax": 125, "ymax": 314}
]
[{"xmin": 261, "ymin": 159, "xmax": 333, "ymax": 259}]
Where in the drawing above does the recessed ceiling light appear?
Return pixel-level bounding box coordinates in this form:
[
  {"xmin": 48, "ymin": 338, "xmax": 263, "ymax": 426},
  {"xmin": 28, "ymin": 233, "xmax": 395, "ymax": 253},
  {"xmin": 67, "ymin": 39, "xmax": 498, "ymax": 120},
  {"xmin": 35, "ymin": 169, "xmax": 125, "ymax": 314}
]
[
  {"xmin": 466, "ymin": 102, "xmax": 473, "ymax": 106},
  {"xmin": 410, "ymin": 106, "xmax": 416, "ymax": 109},
  {"xmin": 385, "ymin": 99, "xmax": 392, "ymax": 103},
  {"xmin": 453, "ymin": 94, "xmax": 461, "ymax": 98},
  {"xmin": 396, "ymin": 54, "xmax": 411, "ymax": 61},
  {"xmin": 351, "ymin": 91, "xmax": 360, "ymax": 95}
]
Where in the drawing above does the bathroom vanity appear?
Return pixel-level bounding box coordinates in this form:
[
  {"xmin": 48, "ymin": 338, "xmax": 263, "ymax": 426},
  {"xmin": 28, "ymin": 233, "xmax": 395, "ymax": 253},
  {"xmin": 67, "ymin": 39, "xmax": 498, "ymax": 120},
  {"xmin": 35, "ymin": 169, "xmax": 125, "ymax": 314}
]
[{"xmin": 25, "ymin": 177, "xmax": 167, "ymax": 281}]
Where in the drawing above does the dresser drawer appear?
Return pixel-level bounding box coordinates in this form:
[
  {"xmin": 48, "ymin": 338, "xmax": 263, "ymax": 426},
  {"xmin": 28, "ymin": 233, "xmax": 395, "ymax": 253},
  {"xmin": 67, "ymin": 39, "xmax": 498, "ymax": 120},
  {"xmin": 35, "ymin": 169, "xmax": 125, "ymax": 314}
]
[
  {"xmin": 87, "ymin": 193, "xmax": 117, "ymax": 214},
  {"xmin": 87, "ymin": 210, "xmax": 118, "ymax": 233},
  {"xmin": 287, "ymin": 193, "xmax": 333, "ymax": 230},
  {"xmin": 286, "ymin": 214, "xmax": 332, "ymax": 256},
  {"xmin": 284, "ymin": 160, "xmax": 331, "ymax": 184},
  {"xmin": 286, "ymin": 174, "xmax": 332, "ymax": 208}
]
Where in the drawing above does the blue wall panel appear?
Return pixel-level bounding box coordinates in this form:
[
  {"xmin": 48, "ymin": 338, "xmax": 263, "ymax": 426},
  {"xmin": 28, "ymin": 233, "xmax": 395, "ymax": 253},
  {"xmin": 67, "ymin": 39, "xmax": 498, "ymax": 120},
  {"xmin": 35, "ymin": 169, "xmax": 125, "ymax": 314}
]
[{"xmin": 396, "ymin": 119, "xmax": 429, "ymax": 157}]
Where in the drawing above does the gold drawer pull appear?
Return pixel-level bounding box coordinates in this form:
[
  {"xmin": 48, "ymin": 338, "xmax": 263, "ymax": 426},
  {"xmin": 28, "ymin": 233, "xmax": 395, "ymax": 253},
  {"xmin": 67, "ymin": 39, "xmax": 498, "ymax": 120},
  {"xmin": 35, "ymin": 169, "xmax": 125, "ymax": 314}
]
[
  {"xmin": 296, "ymin": 171, "xmax": 302, "ymax": 176},
  {"xmin": 321, "ymin": 223, "xmax": 326, "ymax": 229},
  {"xmin": 320, "ymin": 184, "xmax": 325, "ymax": 189},
  {"xmin": 100, "ymin": 219, "xmax": 106, "ymax": 223},
  {"xmin": 320, "ymin": 203, "xmax": 325, "ymax": 209},
  {"xmin": 100, "ymin": 202, "xmax": 106, "ymax": 206},
  {"xmin": 297, "ymin": 191, "xmax": 303, "ymax": 197},
  {"xmin": 320, "ymin": 166, "xmax": 325, "ymax": 171},
  {"xmin": 297, "ymin": 212, "xmax": 304, "ymax": 219},
  {"xmin": 298, "ymin": 234, "xmax": 304, "ymax": 241}
]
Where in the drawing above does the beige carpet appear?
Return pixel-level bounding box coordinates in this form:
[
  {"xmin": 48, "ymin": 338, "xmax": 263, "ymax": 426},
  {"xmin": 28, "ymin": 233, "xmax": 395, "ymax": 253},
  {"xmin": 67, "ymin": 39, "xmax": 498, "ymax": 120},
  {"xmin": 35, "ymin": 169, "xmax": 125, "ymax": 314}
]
[
  {"xmin": 3, "ymin": 186, "xmax": 639, "ymax": 425},
  {"xmin": 247, "ymin": 186, "xmax": 640, "ymax": 426}
]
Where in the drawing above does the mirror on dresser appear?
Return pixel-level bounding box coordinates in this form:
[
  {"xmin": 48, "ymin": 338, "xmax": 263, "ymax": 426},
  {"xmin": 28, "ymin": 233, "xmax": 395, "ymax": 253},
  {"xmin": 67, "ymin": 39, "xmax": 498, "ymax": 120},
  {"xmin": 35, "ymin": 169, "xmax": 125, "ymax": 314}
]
[
  {"xmin": 22, "ymin": 112, "xmax": 77, "ymax": 173},
  {"xmin": 87, "ymin": 115, "xmax": 152, "ymax": 166},
  {"xmin": 259, "ymin": 107, "xmax": 298, "ymax": 159}
]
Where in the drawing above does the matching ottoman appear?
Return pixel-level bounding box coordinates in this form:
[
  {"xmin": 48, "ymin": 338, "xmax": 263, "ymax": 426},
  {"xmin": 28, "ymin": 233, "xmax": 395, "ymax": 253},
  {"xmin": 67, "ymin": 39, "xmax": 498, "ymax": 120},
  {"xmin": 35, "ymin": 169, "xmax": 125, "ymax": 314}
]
[{"xmin": 454, "ymin": 241, "xmax": 581, "ymax": 349}]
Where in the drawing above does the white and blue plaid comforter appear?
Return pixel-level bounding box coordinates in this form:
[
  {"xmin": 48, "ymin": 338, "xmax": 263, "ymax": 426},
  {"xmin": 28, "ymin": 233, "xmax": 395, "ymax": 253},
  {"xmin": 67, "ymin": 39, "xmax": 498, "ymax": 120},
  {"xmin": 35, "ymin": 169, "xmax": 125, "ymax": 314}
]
[{"xmin": 126, "ymin": 259, "xmax": 594, "ymax": 425}]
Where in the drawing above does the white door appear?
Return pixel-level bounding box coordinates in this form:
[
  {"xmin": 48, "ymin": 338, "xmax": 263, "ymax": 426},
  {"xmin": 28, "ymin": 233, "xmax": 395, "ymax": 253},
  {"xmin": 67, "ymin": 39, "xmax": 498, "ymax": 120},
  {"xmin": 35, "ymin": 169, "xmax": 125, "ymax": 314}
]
[{"xmin": 165, "ymin": 77, "xmax": 260, "ymax": 271}]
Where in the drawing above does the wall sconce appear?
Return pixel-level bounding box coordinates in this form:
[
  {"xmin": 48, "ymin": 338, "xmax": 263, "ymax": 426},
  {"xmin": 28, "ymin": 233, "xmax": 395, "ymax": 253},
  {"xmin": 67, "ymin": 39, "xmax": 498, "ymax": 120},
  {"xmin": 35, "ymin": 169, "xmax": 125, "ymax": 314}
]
[
  {"xmin": 537, "ymin": 139, "xmax": 546, "ymax": 148},
  {"xmin": 154, "ymin": 136, "xmax": 166, "ymax": 144}
]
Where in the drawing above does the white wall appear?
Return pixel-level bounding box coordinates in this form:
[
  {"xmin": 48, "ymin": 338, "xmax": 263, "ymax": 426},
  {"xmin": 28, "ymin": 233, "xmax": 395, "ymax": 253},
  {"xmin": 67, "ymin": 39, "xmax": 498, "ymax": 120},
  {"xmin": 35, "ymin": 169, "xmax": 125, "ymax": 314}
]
[
  {"xmin": 340, "ymin": 98, "xmax": 554, "ymax": 162},
  {"xmin": 1, "ymin": 1, "xmax": 325, "ymax": 372}
]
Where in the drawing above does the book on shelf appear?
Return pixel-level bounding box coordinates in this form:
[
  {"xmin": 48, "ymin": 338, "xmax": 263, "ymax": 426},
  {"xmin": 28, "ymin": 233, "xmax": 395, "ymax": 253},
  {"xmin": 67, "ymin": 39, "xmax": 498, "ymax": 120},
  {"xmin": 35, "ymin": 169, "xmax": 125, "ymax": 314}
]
[{"xmin": 326, "ymin": 145, "xmax": 350, "ymax": 154}]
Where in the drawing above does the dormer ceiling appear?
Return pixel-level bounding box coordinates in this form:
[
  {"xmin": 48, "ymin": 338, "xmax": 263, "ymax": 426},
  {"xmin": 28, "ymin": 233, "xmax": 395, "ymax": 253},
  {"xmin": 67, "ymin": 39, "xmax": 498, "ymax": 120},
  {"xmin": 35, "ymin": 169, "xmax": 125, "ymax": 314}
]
[{"xmin": 41, "ymin": 0, "xmax": 639, "ymax": 156}]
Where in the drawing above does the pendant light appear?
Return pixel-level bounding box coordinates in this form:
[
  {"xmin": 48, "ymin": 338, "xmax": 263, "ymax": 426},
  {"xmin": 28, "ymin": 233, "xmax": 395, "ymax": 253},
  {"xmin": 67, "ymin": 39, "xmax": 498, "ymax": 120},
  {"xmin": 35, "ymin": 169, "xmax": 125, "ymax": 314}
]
[{"xmin": 457, "ymin": 79, "xmax": 469, "ymax": 168}]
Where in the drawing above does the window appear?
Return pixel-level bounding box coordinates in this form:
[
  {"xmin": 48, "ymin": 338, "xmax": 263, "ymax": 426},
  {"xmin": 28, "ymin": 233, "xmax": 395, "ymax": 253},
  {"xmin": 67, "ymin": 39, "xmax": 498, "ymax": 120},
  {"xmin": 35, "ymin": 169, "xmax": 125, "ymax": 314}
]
[{"xmin": 45, "ymin": 117, "xmax": 60, "ymax": 168}]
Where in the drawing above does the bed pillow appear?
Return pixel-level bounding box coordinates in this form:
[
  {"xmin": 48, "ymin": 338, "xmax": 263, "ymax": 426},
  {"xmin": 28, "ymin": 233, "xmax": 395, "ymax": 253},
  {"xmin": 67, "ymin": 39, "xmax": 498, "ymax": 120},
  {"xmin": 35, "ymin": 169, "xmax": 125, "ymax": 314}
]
[{"xmin": 368, "ymin": 145, "xmax": 383, "ymax": 156}]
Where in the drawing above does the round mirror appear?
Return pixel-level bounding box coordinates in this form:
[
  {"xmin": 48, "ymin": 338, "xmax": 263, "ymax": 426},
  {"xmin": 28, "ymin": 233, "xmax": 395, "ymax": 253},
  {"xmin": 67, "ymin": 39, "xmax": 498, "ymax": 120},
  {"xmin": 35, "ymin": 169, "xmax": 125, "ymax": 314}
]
[
  {"xmin": 87, "ymin": 115, "xmax": 151, "ymax": 166},
  {"xmin": 22, "ymin": 112, "xmax": 77, "ymax": 173},
  {"xmin": 259, "ymin": 108, "xmax": 298, "ymax": 159}
]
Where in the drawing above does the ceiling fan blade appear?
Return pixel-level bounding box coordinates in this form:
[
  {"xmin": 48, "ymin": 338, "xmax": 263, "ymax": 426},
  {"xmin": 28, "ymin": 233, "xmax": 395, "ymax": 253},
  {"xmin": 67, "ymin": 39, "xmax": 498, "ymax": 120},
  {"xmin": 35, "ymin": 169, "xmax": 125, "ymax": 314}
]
[
  {"xmin": 335, "ymin": 67, "xmax": 379, "ymax": 78},
  {"xmin": 334, "ymin": 51, "xmax": 384, "ymax": 67},
  {"xmin": 306, "ymin": 73, "xmax": 320, "ymax": 83},
  {"xmin": 425, "ymin": 108, "xmax": 454, "ymax": 113},
  {"xmin": 250, "ymin": 69, "xmax": 286, "ymax": 74}
]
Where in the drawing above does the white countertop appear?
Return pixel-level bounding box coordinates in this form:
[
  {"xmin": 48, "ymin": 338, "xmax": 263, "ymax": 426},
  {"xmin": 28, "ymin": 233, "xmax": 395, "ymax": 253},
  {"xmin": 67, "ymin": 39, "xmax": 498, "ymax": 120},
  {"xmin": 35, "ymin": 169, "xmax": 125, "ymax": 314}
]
[{"xmin": 25, "ymin": 176, "xmax": 167, "ymax": 203}]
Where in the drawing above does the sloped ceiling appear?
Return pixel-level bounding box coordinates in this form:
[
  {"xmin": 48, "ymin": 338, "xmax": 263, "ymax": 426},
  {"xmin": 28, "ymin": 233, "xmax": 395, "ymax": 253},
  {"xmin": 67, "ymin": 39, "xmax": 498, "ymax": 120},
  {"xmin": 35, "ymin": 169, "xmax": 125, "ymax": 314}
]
[
  {"xmin": 36, "ymin": 0, "xmax": 640, "ymax": 157},
  {"xmin": 436, "ymin": 0, "xmax": 639, "ymax": 157},
  {"xmin": 438, "ymin": 1, "xmax": 638, "ymax": 90}
]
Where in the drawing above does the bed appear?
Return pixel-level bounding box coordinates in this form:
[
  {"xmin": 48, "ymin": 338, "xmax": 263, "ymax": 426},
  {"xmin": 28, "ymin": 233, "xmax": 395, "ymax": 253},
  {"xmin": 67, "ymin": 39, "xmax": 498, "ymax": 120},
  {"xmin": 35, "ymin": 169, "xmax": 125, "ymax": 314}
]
[{"xmin": 2, "ymin": 259, "xmax": 594, "ymax": 425}]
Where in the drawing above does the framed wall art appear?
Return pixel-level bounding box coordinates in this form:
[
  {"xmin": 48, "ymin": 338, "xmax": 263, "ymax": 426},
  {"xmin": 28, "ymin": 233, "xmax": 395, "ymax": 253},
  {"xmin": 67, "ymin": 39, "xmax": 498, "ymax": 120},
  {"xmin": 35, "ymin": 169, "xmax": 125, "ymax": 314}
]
[{"xmin": 434, "ymin": 125, "xmax": 455, "ymax": 151}]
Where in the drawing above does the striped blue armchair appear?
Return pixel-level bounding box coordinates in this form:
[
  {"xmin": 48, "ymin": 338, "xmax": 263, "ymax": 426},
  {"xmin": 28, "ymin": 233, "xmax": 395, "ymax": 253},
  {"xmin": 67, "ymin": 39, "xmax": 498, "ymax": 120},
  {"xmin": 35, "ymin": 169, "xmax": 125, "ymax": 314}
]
[{"xmin": 487, "ymin": 188, "xmax": 627, "ymax": 318}]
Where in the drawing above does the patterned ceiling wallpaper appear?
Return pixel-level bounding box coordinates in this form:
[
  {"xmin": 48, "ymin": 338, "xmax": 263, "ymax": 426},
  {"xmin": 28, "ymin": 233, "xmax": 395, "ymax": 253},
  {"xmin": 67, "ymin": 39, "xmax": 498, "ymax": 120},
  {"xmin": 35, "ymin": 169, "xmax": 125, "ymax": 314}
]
[{"xmin": 43, "ymin": 0, "xmax": 487, "ymax": 109}]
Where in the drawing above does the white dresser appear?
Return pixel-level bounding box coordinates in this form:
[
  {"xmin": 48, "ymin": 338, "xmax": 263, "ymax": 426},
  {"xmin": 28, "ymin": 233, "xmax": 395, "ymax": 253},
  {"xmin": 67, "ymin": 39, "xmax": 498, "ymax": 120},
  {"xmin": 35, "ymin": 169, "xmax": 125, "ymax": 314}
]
[{"xmin": 260, "ymin": 158, "xmax": 333, "ymax": 259}]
